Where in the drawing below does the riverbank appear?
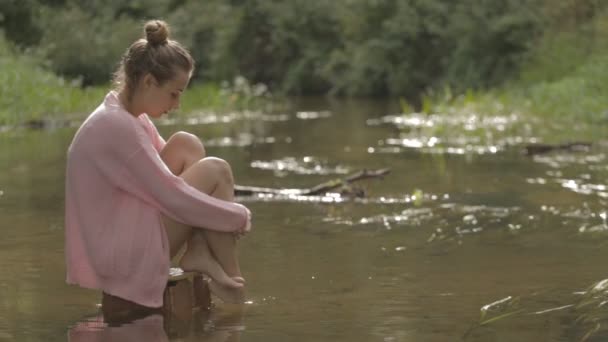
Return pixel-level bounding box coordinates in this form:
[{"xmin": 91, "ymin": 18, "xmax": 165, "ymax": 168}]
[
  {"xmin": 0, "ymin": 34, "xmax": 275, "ymax": 128},
  {"xmin": 423, "ymin": 10, "xmax": 608, "ymax": 124},
  {"xmin": 2, "ymin": 9, "xmax": 607, "ymax": 128}
]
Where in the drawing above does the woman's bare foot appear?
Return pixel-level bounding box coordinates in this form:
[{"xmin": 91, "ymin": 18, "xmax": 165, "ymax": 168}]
[
  {"xmin": 232, "ymin": 276, "xmax": 245, "ymax": 284},
  {"xmin": 209, "ymin": 279, "xmax": 246, "ymax": 304},
  {"xmin": 180, "ymin": 234, "xmax": 244, "ymax": 289}
]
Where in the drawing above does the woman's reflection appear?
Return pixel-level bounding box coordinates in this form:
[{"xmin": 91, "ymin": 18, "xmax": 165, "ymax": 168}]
[
  {"xmin": 68, "ymin": 314, "xmax": 168, "ymax": 342},
  {"xmin": 68, "ymin": 305, "xmax": 245, "ymax": 342}
]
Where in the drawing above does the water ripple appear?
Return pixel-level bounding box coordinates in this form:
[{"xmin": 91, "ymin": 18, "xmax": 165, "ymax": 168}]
[
  {"xmin": 157, "ymin": 110, "xmax": 290, "ymax": 126},
  {"xmin": 329, "ymin": 203, "xmax": 518, "ymax": 237},
  {"xmin": 379, "ymin": 135, "xmax": 503, "ymax": 155},
  {"xmin": 370, "ymin": 113, "xmax": 538, "ymax": 155},
  {"xmin": 296, "ymin": 111, "xmax": 332, "ymax": 120},
  {"xmin": 250, "ymin": 157, "xmax": 350, "ymax": 176},
  {"xmin": 204, "ymin": 134, "xmax": 290, "ymax": 147},
  {"xmin": 367, "ymin": 112, "xmax": 521, "ymax": 130},
  {"xmin": 533, "ymin": 152, "xmax": 606, "ymax": 168},
  {"xmin": 525, "ymin": 151, "xmax": 608, "ymax": 199}
]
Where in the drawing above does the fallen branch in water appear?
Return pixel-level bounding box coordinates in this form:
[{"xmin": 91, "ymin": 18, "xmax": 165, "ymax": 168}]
[
  {"xmin": 523, "ymin": 141, "xmax": 592, "ymax": 156},
  {"xmin": 234, "ymin": 168, "xmax": 391, "ymax": 197}
]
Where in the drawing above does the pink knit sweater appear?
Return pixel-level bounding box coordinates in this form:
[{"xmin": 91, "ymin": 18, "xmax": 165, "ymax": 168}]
[{"xmin": 65, "ymin": 92, "xmax": 248, "ymax": 307}]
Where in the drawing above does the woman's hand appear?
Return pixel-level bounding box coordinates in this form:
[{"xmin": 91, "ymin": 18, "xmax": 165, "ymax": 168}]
[
  {"xmin": 235, "ymin": 204, "xmax": 251, "ymax": 238},
  {"xmin": 242, "ymin": 207, "xmax": 252, "ymax": 233}
]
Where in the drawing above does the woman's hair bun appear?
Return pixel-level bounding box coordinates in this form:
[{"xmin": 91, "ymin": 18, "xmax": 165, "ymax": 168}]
[{"xmin": 144, "ymin": 20, "xmax": 170, "ymax": 46}]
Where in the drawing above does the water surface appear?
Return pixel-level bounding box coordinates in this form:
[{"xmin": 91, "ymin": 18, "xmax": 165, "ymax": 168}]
[{"xmin": 1, "ymin": 97, "xmax": 607, "ymax": 341}]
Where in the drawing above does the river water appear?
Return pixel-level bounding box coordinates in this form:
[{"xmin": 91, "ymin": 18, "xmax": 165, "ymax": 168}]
[{"xmin": 0, "ymin": 97, "xmax": 607, "ymax": 341}]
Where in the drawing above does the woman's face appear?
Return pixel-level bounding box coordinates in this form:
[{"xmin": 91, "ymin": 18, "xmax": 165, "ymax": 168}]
[{"xmin": 141, "ymin": 69, "xmax": 191, "ymax": 118}]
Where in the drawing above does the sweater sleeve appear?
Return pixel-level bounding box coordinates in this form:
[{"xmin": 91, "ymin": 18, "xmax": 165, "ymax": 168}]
[
  {"xmin": 149, "ymin": 117, "xmax": 166, "ymax": 152},
  {"xmin": 96, "ymin": 117, "xmax": 248, "ymax": 233},
  {"xmin": 140, "ymin": 114, "xmax": 166, "ymax": 152}
]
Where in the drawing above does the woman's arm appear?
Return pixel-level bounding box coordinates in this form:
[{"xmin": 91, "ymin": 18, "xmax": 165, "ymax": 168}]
[
  {"xmin": 120, "ymin": 146, "xmax": 249, "ymax": 233},
  {"xmin": 94, "ymin": 117, "xmax": 248, "ymax": 233}
]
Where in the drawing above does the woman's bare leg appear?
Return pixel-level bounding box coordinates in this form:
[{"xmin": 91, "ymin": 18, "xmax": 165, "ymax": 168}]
[
  {"xmin": 162, "ymin": 213, "xmax": 241, "ymax": 290},
  {"xmin": 160, "ymin": 132, "xmax": 245, "ymax": 301},
  {"xmin": 160, "ymin": 131, "xmax": 207, "ymax": 176},
  {"xmin": 160, "ymin": 131, "xmax": 204, "ymax": 264},
  {"xmin": 199, "ymin": 162, "xmax": 242, "ymax": 278},
  {"xmin": 176, "ymin": 159, "xmax": 243, "ymax": 267}
]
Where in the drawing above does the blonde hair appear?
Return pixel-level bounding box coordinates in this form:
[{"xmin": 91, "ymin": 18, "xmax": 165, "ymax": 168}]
[{"xmin": 113, "ymin": 20, "xmax": 194, "ymax": 99}]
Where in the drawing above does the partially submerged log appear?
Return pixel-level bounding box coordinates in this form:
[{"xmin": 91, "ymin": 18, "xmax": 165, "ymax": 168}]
[
  {"xmin": 523, "ymin": 142, "xmax": 592, "ymax": 156},
  {"xmin": 234, "ymin": 168, "xmax": 391, "ymax": 197}
]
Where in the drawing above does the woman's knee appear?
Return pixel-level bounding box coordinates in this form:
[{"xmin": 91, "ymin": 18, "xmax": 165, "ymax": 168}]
[
  {"xmin": 167, "ymin": 131, "xmax": 206, "ymax": 159},
  {"xmin": 188, "ymin": 157, "xmax": 234, "ymax": 187},
  {"xmin": 180, "ymin": 157, "xmax": 235, "ymax": 195},
  {"xmin": 161, "ymin": 131, "xmax": 206, "ymax": 175},
  {"xmin": 201, "ymin": 157, "xmax": 234, "ymax": 183}
]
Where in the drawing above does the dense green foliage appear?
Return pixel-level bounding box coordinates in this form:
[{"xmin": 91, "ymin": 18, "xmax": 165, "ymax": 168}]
[
  {"xmin": 1, "ymin": 0, "xmax": 560, "ymax": 99},
  {"xmin": 0, "ymin": 33, "xmax": 271, "ymax": 127},
  {"xmin": 1, "ymin": 0, "xmax": 608, "ymax": 125},
  {"xmin": 0, "ymin": 34, "xmax": 105, "ymax": 126},
  {"xmin": 426, "ymin": 2, "xmax": 608, "ymax": 122}
]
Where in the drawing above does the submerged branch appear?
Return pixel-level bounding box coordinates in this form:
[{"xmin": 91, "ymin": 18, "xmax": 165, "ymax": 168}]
[
  {"xmin": 234, "ymin": 168, "xmax": 391, "ymax": 197},
  {"xmin": 523, "ymin": 141, "xmax": 592, "ymax": 156}
]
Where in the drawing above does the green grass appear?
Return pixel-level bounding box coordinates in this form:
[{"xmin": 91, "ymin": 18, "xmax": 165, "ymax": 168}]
[
  {"xmin": 422, "ymin": 11, "xmax": 608, "ymax": 124},
  {"xmin": 423, "ymin": 61, "xmax": 608, "ymax": 125},
  {"xmin": 0, "ymin": 33, "xmax": 275, "ymax": 128},
  {"xmin": 0, "ymin": 35, "xmax": 106, "ymax": 126},
  {"xmin": 179, "ymin": 77, "xmax": 278, "ymax": 115}
]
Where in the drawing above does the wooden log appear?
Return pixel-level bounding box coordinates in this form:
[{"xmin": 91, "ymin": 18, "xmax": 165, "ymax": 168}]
[
  {"xmin": 164, "ymin": 268, "xmax": 211, "ymax": 315},
  {"xmin": 101, "ymin": 268, "xmax": 210, "ymax": 323}
]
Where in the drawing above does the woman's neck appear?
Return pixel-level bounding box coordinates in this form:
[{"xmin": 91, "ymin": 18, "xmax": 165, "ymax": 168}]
[{"xmin": 117, "ymin": 90, "xmax": 141, "ymax": 117}]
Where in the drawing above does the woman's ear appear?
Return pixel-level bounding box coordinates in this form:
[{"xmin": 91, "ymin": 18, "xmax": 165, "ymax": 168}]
[{"xmin": 142, "ymin": 73, "xmax": 158, "ymax": 89}]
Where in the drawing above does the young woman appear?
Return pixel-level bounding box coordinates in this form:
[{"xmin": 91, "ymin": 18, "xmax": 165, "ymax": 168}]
[{"xmin": 64, "ymin": 20, "xmax": 251, "ymax": 309}]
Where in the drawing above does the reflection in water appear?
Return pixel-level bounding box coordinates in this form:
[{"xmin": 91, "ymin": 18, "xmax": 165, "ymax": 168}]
[
  {"xmin": 68, "ymin": 307, "xmax": 245, "ymax": 342},
  {"xmin": 69, "ymin": 314, "xmax": 168, "ymax": 342}
]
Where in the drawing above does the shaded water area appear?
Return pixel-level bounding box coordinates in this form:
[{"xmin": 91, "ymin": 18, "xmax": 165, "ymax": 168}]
[{"xmin": 1, "ymin": 97, "xmax": 608, "ymax": 341}]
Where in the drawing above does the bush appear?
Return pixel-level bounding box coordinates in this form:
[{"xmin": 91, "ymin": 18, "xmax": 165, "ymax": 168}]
[
  {"xmin": 35, "ymin": 5, "xmax": 140, "ymax": 85},
  {"xmin": 0, "ymin": 31, "xmax": 105, "ymax": 126},
  {"xmin": 1, "ymin": 0, "xmax": 591, "ymax": 100}
]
